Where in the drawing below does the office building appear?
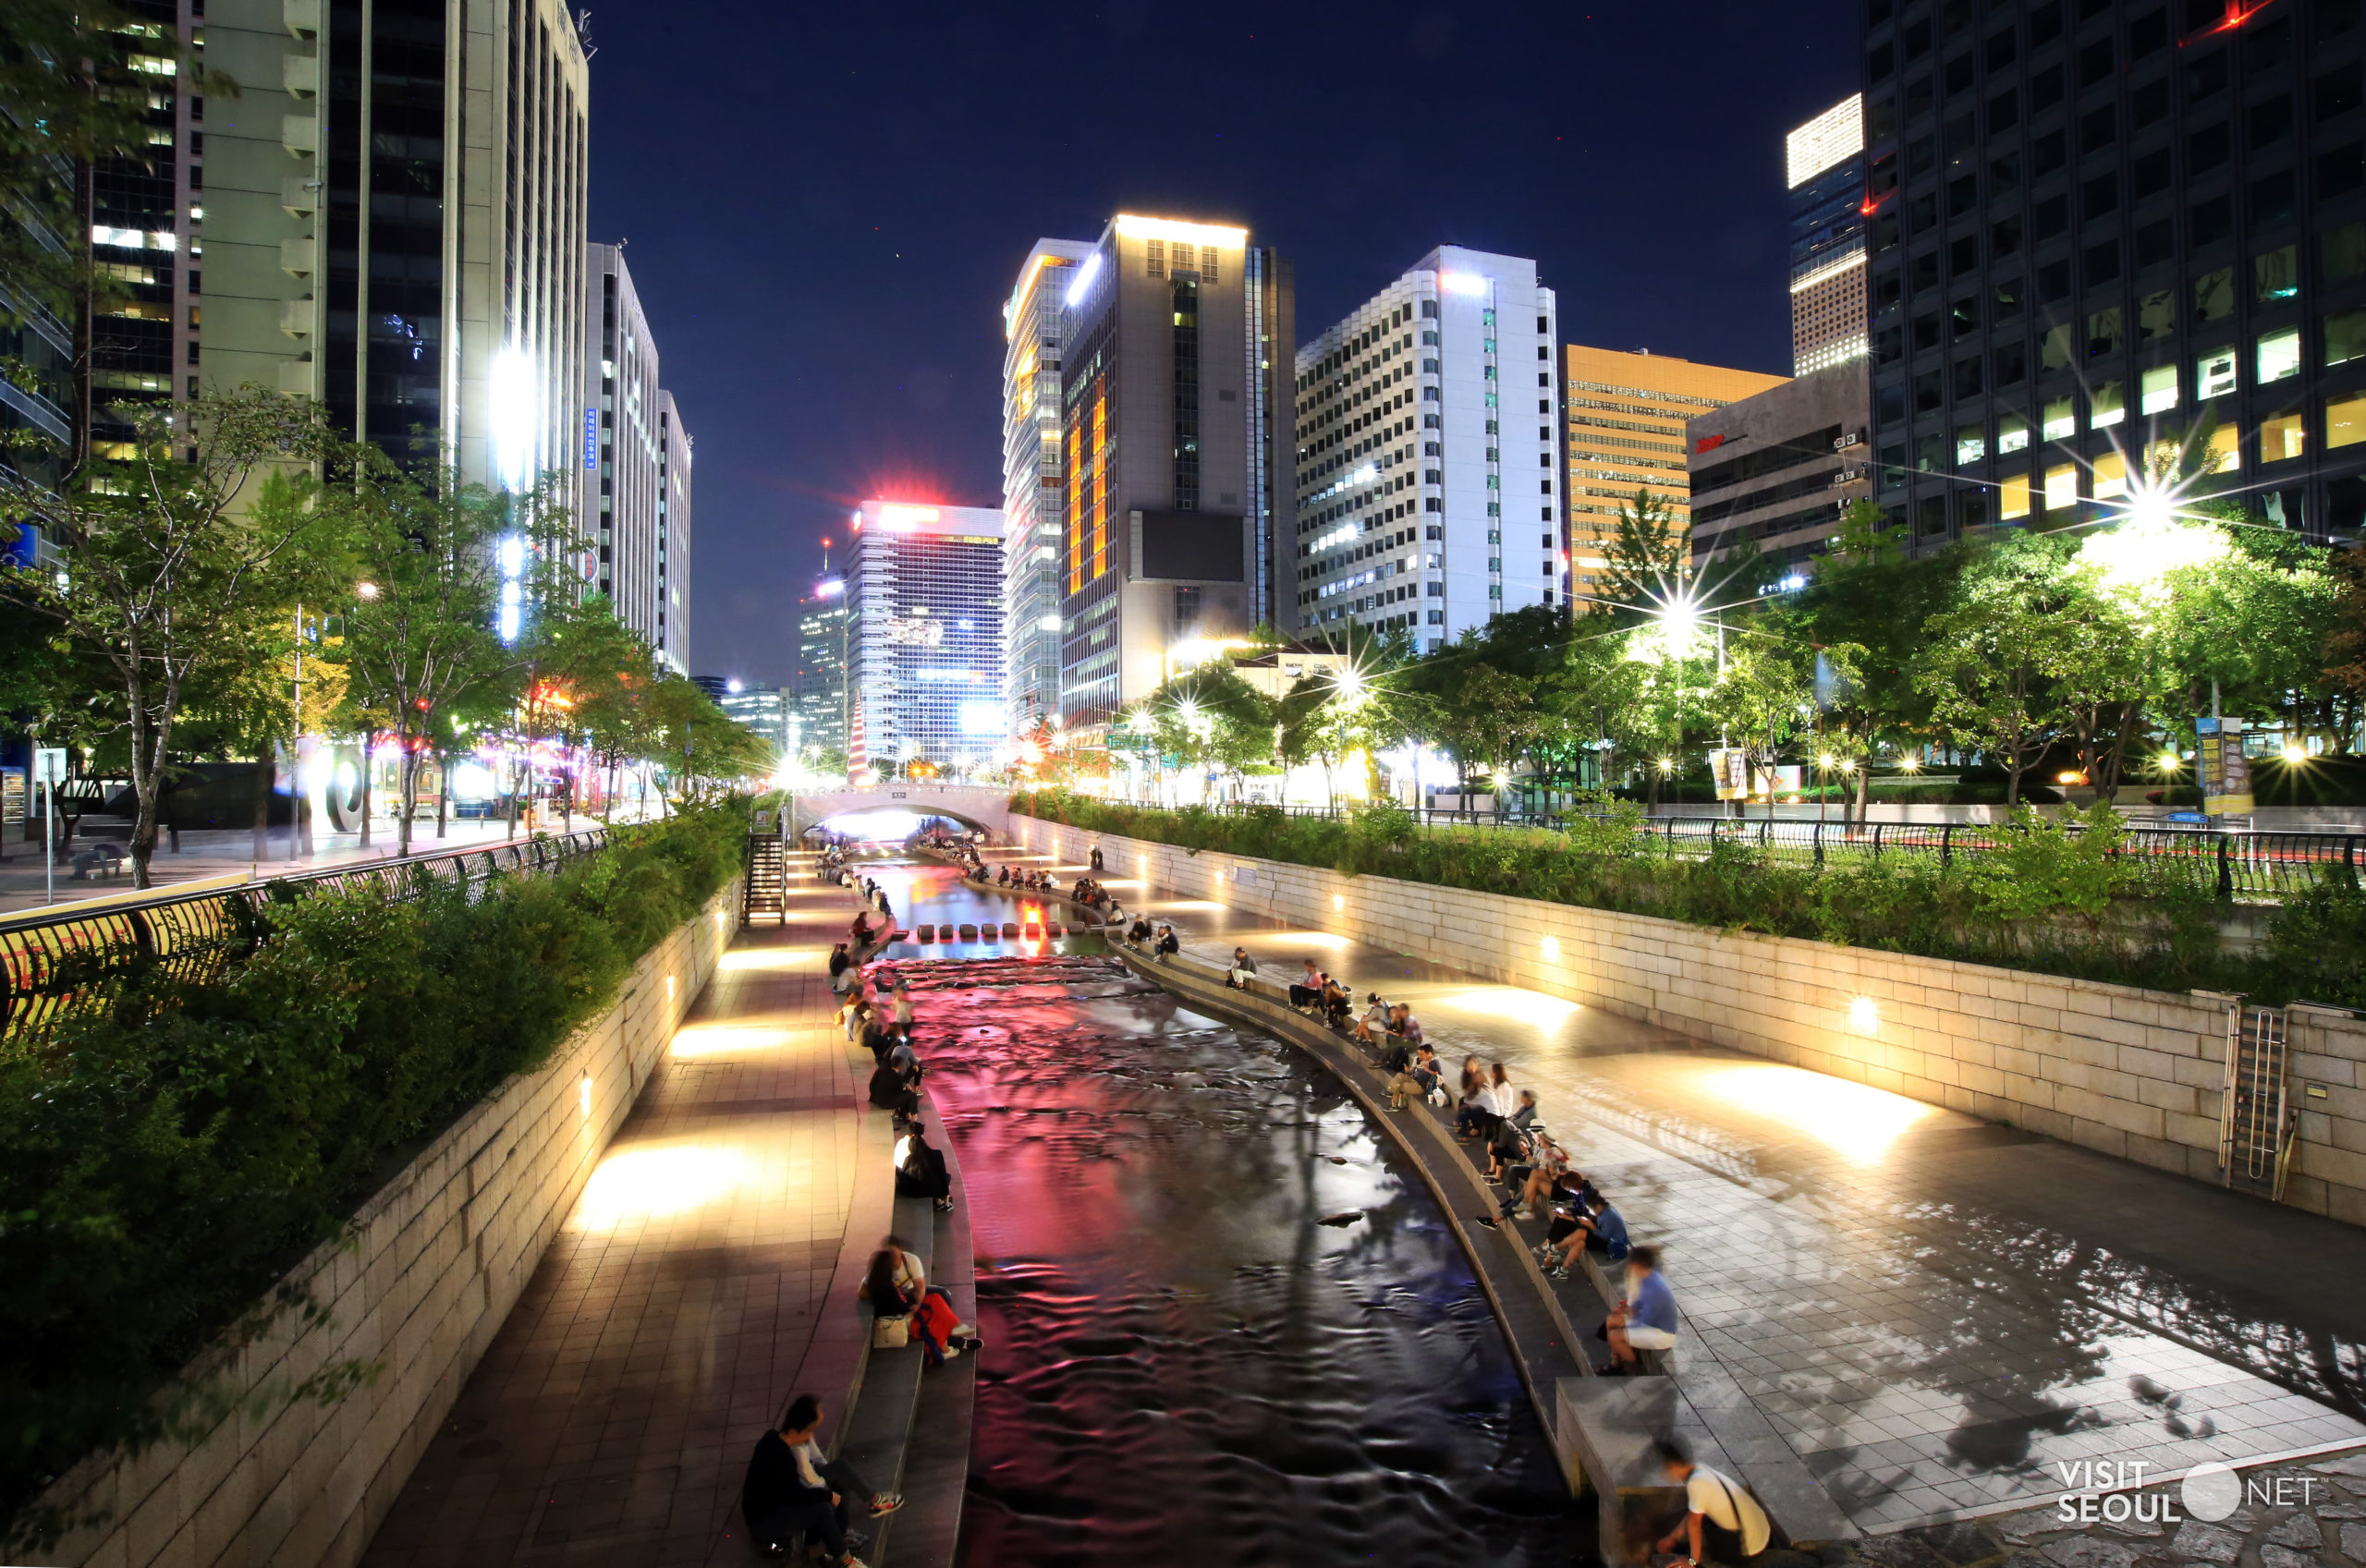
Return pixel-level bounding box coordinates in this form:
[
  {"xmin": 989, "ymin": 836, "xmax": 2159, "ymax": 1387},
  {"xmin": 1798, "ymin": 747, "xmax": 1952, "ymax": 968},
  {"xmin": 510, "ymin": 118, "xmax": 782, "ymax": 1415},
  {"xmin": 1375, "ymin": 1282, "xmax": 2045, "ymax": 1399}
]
[
  {"xmin": 77, "ymin": 0, "xmax": 187, "ymax": 467},
  {"xmin": 1864, "ymin": 0, "xmax": 2366, "ymax": 545},
  {"xmin": 655, "ymin": 388, "xmax": 691, "ymax": 670},
  {"xmin": 844, "ymin": 500, "xmax": 1004, "ymax": 780},
  {"xmin": 1791, "ymin": 95, "xmax": 1872, "ymax": 375},
  {"xmin": 713, "ymin": 682, "xmax": 790, "ymax": 759},
  {"xmin": 1001, "ymin": 240, "xmax": 1094, "ymax": 739},
  {"xmin": 581, "ymin": 243, "xmax": 692, "ymax": 671},
  {"xmin": 189, "ymin": 0, "xmax": 589, "ymax": 502},
  {"xmin": 1564, "ymin": 348, "xmax": 1787, "ymax": 594},
  {"xmin": 797, "ymin": 545, "xmax": 850, "ymax": 764},
  {"xmin": 1054, "ymin": 213, "xmax": 1294, "ymax": 742},
  {"xmin": 1291, "ymin": 248, "xmax": 1558, "ymax": 650},
  {"xmin": 1684, "ymin": 365, "xmax": 1875, "ymax": 565}
]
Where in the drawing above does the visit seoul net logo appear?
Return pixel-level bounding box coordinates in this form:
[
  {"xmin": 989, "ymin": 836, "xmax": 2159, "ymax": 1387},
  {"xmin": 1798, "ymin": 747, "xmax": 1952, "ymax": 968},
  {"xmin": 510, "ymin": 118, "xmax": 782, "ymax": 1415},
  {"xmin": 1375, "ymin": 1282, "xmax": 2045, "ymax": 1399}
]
[{"xmin": 2053, "ymin": 1460, "xmax": 2326, "ymax": 1525}]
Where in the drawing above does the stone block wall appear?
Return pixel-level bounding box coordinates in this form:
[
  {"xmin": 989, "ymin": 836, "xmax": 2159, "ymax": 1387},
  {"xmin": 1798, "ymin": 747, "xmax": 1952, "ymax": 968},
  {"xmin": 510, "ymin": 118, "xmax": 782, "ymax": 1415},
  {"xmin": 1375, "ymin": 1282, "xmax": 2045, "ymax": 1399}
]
[
  {"xmin": 1019, "ymin": 816, "xmax": 2366, "ymax": 1226},
  {"xmin": 38, "ymin": 881, "xmax": 743, "ymax": 1568}
]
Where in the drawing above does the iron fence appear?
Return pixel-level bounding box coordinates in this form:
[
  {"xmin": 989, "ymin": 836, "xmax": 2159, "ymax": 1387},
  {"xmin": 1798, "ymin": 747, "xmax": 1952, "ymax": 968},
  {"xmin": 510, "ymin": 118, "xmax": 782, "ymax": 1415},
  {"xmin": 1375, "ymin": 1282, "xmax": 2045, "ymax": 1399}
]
[
  {"xmin": 0, "ymin": 826, "xmax": 616, "ymax": 1045},
  {"xmin": 1052, "ymin": 799, "xmax": 2362, "ymax": 902}
]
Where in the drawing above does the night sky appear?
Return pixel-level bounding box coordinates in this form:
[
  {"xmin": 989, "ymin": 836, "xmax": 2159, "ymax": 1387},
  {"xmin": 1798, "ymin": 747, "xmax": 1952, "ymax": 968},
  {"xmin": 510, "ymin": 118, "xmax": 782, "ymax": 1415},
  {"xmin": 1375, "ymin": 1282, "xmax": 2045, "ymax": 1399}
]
[{"xmin": 587, "ymin": 0, "xmax": 1860, "ymax": 687}]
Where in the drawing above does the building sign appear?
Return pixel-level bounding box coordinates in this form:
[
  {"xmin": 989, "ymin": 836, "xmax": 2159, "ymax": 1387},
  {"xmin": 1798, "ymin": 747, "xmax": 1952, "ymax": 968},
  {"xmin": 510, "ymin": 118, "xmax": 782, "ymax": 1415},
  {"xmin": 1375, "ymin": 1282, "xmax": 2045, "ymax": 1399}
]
[
  {"xmin": 1709, "ymin": 748, "xmax": 1750, "ymax": 801},
  {"xmin": 2196, "ymin": 717, "xmax": 2253, "ymax": 816},
  {"xmin": 582, "ymin": 407, "xmax": 598, "ymax": 471},
  {"xmin": 1694, "ymin": 433, "xmax": 1728, "ymax": 455}
]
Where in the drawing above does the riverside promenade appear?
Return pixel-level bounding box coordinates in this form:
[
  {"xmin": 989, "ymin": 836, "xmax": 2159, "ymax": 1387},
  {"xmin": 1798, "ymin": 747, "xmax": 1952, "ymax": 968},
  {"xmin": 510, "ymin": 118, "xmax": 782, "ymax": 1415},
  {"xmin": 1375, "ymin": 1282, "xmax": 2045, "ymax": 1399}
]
[
  {"xmin": 356, "ymin": 852, "xmax": 898, "ymax": 1568},
  {"xmin": 973, "ymin": 841, "xmax": 2366, "ymax": 1547}
]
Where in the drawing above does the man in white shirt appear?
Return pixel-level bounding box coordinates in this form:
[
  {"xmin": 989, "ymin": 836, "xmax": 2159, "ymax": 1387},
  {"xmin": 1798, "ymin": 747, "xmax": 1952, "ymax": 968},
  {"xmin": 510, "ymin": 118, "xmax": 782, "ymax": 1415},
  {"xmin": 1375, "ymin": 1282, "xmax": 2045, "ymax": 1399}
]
[{"xmin": 1652, "ymin": 1436, "xmax": 1775, "ymax": 1565}]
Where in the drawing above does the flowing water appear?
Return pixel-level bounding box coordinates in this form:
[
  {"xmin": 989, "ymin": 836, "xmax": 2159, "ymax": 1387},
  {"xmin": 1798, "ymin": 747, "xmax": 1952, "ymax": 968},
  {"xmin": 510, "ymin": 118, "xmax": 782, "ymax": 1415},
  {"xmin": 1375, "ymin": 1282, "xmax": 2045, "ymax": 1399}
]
[{"xmin": 874, "ymin": 861, "xmax": 1577, "ymax": 1567}]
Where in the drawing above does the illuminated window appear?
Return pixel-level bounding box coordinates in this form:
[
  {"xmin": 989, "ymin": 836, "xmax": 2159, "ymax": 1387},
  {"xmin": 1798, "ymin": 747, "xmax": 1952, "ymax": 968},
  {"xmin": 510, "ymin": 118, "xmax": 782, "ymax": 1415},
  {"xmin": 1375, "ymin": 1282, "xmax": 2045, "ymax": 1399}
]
[
  {"xmin": 1998, "ymin": 410, "xmax": 2031, "ymax": 454},
  {"xmin": 2000, "ymin": 472, "xmax": 2032, "ymax": 518},
  {"xmin": 2043, "ymin": 396, "xmax": 2077, "ymax": 441},
  {"xmin": 2195, "ymin": 346, "xmax": 2238, "ymax": 398},
  {"xmin": 2045, "ymin": 463, "xmax": 2079, "ymax": 510},
  {"xmin": 2329, "ymin": 391, "xmax": 2366, "ymax": 450},
  {"xmin": 2326, "ymin": 307, "xmax": 2366, "ymax": 367},
  {"xmin": 2092, "ymin": 450, "xmax": 2128, "ymax": 499},
  {"xmin": 2258, "ymin": 327, "xmax": 2302, "ymax": 383},
  {"xmin": 2141, "ymin": 364, "xmax": 2178, "ymax": 414},
  {"xmin": 1957, "ymin": 423, "xmax": 1987, "ymax": 464},
  {"xmin": 2092, "ymin": 380, "xmax": 2127, "ymax": 428},
  {"xmin": 2261, "ymin": 407, "xmax": 2308, "ymax": 463}
]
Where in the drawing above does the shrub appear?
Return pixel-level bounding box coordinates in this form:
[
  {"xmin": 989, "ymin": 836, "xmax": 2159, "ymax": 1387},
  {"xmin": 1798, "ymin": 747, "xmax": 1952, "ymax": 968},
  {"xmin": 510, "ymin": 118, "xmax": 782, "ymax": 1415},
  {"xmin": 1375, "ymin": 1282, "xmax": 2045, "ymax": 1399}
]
[
  {"xmin": 1012, "ymin": 789, "xmax": 2312, "ymax": 1005},
  {"xmin": 0, "ymin": 807, "xmax": 745, "ymax": 1546}
]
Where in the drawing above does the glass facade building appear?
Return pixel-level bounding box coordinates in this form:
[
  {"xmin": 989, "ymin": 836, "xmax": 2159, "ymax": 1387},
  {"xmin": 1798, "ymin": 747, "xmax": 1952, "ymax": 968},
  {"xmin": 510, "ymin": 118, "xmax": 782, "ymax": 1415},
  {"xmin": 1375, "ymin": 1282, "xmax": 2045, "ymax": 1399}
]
[
  {"xmin": 1863, "ymin": 0, "xmax": 2366, "ymax": 544},
  {"xmin": 1790, "ymin": 94, "xmax": 1872, "ymax": 375},
  {"xmin": 1000, "ymin": 240, "xmax": 1093, "ymax": 738},
  {"xmin": 581, "ymin": 243, "xmax": 691, "ymax": 671},
  {"xmin": 844, "ymin": 501, "xmax": 1005, "ymax": 780},
  {"xmin": 1053, "ymin": 214, "xmax": 1295, "ymax": 742}
]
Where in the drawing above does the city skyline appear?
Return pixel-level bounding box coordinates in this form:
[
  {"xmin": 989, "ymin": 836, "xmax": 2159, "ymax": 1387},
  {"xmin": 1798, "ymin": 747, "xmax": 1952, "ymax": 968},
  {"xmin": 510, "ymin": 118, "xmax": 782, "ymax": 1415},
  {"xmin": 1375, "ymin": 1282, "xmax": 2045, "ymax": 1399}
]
[{"xmin": 592, "ymin": 0, "xmax": 1860, "ymax": 687}]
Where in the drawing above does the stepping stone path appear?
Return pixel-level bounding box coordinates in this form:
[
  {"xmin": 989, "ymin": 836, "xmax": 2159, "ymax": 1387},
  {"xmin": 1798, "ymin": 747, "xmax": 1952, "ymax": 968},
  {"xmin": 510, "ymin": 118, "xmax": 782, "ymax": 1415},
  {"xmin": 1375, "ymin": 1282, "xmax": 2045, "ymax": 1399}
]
[{"xmin": 1814, "ymin": 1453, "xmax": 2366, "ymax": 1568}]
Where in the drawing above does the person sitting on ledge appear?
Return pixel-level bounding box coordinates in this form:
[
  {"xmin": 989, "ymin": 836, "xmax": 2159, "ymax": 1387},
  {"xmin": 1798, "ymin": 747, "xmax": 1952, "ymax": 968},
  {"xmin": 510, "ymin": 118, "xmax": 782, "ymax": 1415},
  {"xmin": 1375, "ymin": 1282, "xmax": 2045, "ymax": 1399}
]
[
  {"xmin": 1153, "ymin": 923, "xmax": 1181, "ymax": 960},
  {"xmin": 1387, "ymin": 1040, "xmax": 1441, "ymax": 1112},
  {"xmin": 1287, "ymin": 959, "xmax": 1324, "ymax": 1011},
  {"xmin": 1354, "ymin": 992, "xmax": 1392, "ymax": 1049},
  {"xmin": 1455, "ymin": 1057, "xmax": 1494, "ymax": 1140},
  {"xmin": 1498, "ymin": 1138, "xmax": 1575, "ymax": 1222},
  {"xmin": 1126, "ymin": 916, "xmax": 1153, "ymax": 948},
  {"xmin": 1651, "ymin": 1434, "xmax": 1779, "ymax": 1567},
  {"xmin": 1542, "ymin": 1186, "xmax": 1627, "ymax": 1278},
  {"xmin": 895, "ymin": 1118, "xmax": 956, "ymax": 1214},
  {"xmin": 1487, "ymin": 1089, "xmax": 1541, "ymax": 1184},
  {"xmin": 1321, "ymin": 978, "xmax": 1354, "ymax": 1031},
  {"xmin": 867, "ymin": 1052, "xmax": 918, "ymax": 1119},
  {"xmin": 891, "ymin": 982, "xmax": 916, "ymax": 1042},
  {"xmin": 827, "ymin": 942, "xmax": 854, "ymax": 995},
  {"xmin": 996, "ymin": 865, "xmax": 1011, "ymax": 886},
  {"xmin": 1226, "ymin": 947, "xmax": 1259, "ymax": 990},
  {"xmin": 1600, "ymin": 1243, "xmax": 1678, "ymax": 1373},
  {"xmin": 741, "ymin": 1393, "xmax": 898, "ymax": 1567}
]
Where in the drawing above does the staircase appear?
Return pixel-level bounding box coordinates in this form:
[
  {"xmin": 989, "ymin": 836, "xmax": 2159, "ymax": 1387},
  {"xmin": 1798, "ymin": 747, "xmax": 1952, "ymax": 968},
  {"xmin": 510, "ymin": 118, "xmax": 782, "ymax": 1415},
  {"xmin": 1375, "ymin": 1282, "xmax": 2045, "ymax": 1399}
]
[
  {"xmin": 743, "ymin": 832, "xmax": 785, "ymax": 925},
  {"xmin": 2220, "ymin": 1003, "xmax": 2297, "ymax": 1200}
]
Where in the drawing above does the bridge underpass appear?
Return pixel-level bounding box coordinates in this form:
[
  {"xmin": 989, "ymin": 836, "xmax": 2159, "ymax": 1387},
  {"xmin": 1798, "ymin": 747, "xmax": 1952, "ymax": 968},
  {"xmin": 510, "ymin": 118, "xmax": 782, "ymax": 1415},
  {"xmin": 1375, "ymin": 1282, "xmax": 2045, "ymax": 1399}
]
[{"xmin": 783, "ymin": 784, "xmax": 1013, "ymax": 841}]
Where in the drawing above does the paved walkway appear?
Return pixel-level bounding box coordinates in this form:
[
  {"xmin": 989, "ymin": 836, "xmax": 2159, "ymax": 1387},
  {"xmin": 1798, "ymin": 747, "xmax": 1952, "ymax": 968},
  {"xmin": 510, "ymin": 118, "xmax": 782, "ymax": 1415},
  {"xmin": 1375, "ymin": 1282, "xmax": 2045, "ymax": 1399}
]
[
  {"xmin": 0, "ymin": 813, "xmax": 667, "ymax": 915},
  {"xmin": 359, "ymin": 854, "xmax": 872, "ymax": 1568},
  {"xmin": 984, "ymin": 845, "xmax": 2366, "ymax": 1536}
]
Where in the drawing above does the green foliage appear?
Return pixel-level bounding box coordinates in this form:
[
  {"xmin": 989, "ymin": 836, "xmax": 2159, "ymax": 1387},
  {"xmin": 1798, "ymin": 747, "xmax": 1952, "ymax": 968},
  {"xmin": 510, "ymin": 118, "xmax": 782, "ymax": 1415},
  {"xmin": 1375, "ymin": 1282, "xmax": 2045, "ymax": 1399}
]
[
  {"xmin": 0, "ymin": 808, "xmax": 745, "ymax": 1545},
  {"xmin": 1010, "ymin": 789, "xmax": 2363, "ymax": 1009}
]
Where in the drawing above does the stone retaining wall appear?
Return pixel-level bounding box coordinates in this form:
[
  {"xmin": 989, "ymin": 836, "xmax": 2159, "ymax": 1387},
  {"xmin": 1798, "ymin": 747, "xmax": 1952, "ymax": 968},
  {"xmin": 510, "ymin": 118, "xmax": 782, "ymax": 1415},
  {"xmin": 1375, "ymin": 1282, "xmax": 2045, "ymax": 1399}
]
[
  {"xmin": 1015, "ymin": 815, "xmax": 2366, "ymax": 1227},
  {"xmin": 38, "ymin": 880, "xmax": 743, "ymax": 1568}
]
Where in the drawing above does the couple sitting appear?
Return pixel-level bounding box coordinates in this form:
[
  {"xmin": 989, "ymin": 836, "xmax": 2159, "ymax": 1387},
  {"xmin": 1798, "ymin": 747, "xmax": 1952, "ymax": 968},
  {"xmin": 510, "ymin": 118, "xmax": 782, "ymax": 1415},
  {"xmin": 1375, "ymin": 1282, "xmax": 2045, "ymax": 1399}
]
[
  {"xmin": 893, "ymin": 1120, "xmax": 955, "ymax": 1214},
  {"xmin": 740, "ymin": 1394, "xmax": 903, "ymax": 1566}
]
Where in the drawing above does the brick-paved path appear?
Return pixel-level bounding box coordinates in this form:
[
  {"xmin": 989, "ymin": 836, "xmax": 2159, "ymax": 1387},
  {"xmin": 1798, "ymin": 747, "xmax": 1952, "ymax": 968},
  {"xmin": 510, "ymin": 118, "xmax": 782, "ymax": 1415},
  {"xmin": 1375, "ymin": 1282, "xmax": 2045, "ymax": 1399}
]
[{"xmin": 360, "ymin": 854, "xmax": 872, "ymax": 1568}]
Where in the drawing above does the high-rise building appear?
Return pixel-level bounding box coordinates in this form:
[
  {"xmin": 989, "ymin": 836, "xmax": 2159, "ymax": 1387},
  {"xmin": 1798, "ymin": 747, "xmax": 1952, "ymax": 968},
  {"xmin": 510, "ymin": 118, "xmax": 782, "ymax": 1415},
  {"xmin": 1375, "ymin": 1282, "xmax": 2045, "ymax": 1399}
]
[
  {"xmin": 1791, "ymin": 94, "xmax": 1872, "ymax": 375},
  {"xmin": 655, "ymin": 388, "xmax": 691, "ymax": 670},
  {"xmin": 194, "ymin": 0, "xmax": 589, "ymax": 498},
  {"xmin": 1564, "ymin": 348, "xmax": 1788, "ymax": 595},
  {"xmin": 581, "ymin": 243, "xmax": 692, "ymax": 671},
  {"xmin": 1001, "ymin": 240, "xmax": 1094, "ymax": 739},
  {"xmin": 712, "ymin": 682, "xmax": 789, "ymax": 758},
  {"xmin": 795, "ymin": 550, "xmax": 850, "ymax": 764},
  {"xmin": 1684, "ymin": 365, "xmax": 1875, "ymax": 566},
  {"xmin": 1864, "ymin": 0, "xmax": 2366, "ymax": 546},
  {"xmin": 1054, "ymin": 214, "xmax": 1294, "ymax": 742},
  {"xmin": 844, "ymin": 501, "xmax": 1004, "ymax": 780},
  {"xmin": 1291, "ymin": 248, "xmax": 1558, "ymax": 650}
]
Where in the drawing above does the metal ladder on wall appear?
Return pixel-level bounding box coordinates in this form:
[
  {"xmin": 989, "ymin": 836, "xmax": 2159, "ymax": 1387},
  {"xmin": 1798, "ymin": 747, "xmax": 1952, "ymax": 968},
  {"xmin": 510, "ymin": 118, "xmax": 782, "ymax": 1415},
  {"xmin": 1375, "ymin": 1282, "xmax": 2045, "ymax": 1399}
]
[
  {"xmin": 743, "ymin": 832, "xmax": 786, "ymax": 926},
  {"xmin": 2219, "ymin": 1003, "xmax": 2297, "ymax": 1200}
]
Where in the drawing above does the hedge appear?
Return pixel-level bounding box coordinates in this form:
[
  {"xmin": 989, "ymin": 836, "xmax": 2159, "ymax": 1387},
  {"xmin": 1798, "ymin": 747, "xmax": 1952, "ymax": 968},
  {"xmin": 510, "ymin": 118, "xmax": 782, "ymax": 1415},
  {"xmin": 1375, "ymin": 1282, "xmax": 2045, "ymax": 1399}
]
[{"xmin": 0, "ymin": 806, "xmax": 746, "ymax": 1546}]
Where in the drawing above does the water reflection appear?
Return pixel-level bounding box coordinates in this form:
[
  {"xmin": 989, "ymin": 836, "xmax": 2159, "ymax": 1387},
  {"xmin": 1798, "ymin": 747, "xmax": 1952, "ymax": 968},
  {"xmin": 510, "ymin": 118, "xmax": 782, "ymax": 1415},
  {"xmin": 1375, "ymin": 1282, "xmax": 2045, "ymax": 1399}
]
[{"xmin": 889, "ymin": 955, "xmax": 1573, "ymax": 1566}]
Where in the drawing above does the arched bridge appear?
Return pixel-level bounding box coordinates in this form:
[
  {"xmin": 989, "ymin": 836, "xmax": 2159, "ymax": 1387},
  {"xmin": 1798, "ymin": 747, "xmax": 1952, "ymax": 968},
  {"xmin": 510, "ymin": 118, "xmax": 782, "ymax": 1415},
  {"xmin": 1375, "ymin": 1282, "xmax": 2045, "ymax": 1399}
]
[{"xmin": 785, "ymin": 784, "xmax": 1013, "ymax": 840}]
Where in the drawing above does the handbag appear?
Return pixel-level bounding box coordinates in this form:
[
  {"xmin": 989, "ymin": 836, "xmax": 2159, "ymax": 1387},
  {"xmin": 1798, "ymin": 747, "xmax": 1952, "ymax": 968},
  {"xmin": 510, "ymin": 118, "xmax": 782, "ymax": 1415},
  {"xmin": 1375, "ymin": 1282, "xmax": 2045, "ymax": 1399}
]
[{"xmin": 872, "ymin": 1313, "xmax": 909, "ymax": 1349}]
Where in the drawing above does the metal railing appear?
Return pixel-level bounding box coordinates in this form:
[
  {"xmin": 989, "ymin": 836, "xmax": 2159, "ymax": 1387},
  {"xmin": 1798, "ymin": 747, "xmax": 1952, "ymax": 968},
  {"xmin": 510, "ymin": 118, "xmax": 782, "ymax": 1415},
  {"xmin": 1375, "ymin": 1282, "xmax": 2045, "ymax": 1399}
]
[
  {"xmin": 1035, "ymin": 798, "xmax": 2364, "ymax": 902},
  {"xmin": 0, "ymin": 826, "xmax": 616, "ymax": 1045}
]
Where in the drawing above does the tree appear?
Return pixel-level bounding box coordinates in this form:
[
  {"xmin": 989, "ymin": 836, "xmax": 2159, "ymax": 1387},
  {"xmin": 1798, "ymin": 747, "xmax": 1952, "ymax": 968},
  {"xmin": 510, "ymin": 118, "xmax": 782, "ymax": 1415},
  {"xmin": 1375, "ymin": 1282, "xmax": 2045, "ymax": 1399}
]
[
  {"xmin": 0, "ymin": 392, "xmax": 335, "ymax": 884},
  {"xmin": 1596, "ymin": 489, "xmax": 1691, "ymax": 620},
  {"xmin": 2041, "ymin": 561, "xmax": 2159, "ymax": 803},
  {"xmin": 1799, "ymin": 500, "xmax": 1960, "ymax": 818},
  {"xmin": 318, "ymin": 450, "xmax": 514, "ymax": 855},
  {"xmin": 1710, "ymin": 614, "xmax": 1860, "ymax": 819},
  {"xmin": 1915, "ymin": 532, "xmax": 2074, "ymax": 805}
]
